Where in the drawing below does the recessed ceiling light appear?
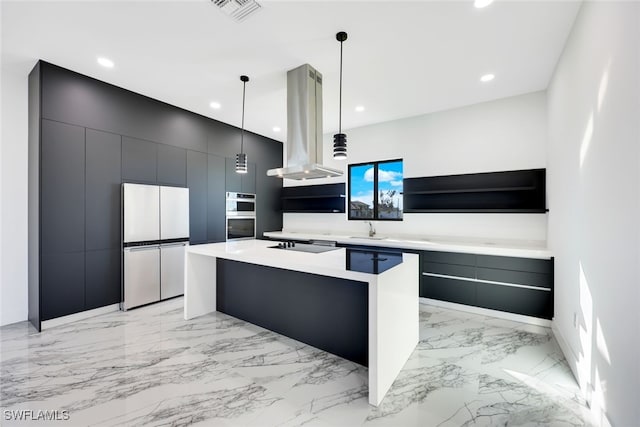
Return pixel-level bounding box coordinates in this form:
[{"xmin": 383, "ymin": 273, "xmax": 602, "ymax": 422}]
[
  {"xmin": 474, "ymin": 0, "xmax": 494, "ymax": 9},
  {"xmin": 209, "ymin": 101, "xmax": 221, "ymax": 109},
  {"xmin": 355, "ymin": 105, "xmax": 365, "ymax": 112},
  {"xmin": 273, "ymin": 126, "xmax": 281, "ymax": 132},
  {"xmin": 480, "ymin": 73, "xmax": 495, "ymax": 82},
  {"xmin": 97, "ymin": 57, "xmax": 114, "ymax": 68}
]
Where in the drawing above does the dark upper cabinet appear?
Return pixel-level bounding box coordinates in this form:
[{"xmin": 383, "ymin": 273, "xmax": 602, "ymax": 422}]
[
  {"xmin": 225, "ymin": 157, "xmax": 241, "ymax": 192},
  {"xmin": 241, "ymin": 162, "xmax": 256, "ymax": 194},
  {"xmin": 404, "ymin": 169, "xmax": 546, "ymax": 213},
  {"xmin": 41, "ymin": 119, "xmax": 85, "ymax": 254},
  {"xmin": 41, "ymin": 62, "xmax": 209, "ymax": 153},
  {"xmin": 86, "ymin": 129, "xmax": 121, "ymax": 251},
  {"xmin": 85, "ymin": 249, "xmax": 121, "ymax": 310},
  {"xmin": 208, "ymin": 154, "xmax": 226, "ymax": 242},
  {"xmin": 122, "ymin": 136, "xmax": 157, "ymax": 183},
  {"xmin": 157, "ymin": 144, "xmax": 186, "ymax": 186},
  {"xmin": 281, "ymin": 183, "xmax": 346, "ymax": 213},
  {"xmin": 41, "ymin": 252, "xmax": 85, "ymax": 320},
  {"xmin": 187, "ymin": 150, "xmax": 208, "ymax": 244}
]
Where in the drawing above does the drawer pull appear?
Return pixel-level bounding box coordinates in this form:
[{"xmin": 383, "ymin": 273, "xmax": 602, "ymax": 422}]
[{"xmin": 422, "ymin": 272, "xmax": 551, "ymax": 292}]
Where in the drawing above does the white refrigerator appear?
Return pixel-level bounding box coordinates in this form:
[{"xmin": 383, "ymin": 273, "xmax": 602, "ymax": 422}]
[{"xmin": 123, "ymin": 183, "xmax": 189, "ymax": 310}]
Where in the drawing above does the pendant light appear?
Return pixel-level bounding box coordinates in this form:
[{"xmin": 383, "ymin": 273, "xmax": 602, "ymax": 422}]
[
  {"xmin": 236, "ymin": 75, "xmax": 249, "ymax": 174},
  {"xmin": 333, "ymin": 31, "xmax": 348, "ymax": 160}
]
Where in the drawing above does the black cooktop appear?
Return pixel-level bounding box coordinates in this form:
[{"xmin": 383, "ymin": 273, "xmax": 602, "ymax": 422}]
[
  {"xmin": 268, "ymin": 242, "xmax": 340, "ymax": 254},
  {"xmin": 268, "ymin": 242, "xmax": 404, "ymax": 274}
]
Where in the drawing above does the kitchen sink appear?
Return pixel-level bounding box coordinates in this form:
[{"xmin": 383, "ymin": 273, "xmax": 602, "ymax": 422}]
[{"xmin": 349, "ymin": 236, "xmax": 387, "ymax": 240}]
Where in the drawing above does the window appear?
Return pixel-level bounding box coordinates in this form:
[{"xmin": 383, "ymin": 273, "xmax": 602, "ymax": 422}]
[{"xmin": 348, "ymin": 159, "xmax": 403, "ymax": 220}]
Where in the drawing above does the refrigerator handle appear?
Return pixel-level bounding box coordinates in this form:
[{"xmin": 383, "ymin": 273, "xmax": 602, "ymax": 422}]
[
  {"xmin": 125, "ymin": 245, "xmax": 160, "ymax": 252},
  {"xmin": 160, "ymin": 242, "xmax": 188, "ymax": 248}
]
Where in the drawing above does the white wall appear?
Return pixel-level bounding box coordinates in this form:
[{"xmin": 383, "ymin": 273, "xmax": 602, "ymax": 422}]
[
  {"xmin": 0, "ymin": 14, "xmax": 31, "ymax": 326},
  {"xmin": 284, "ymin": 91, "xmax": 548, "ymax": 241},
  {"xmin": 547, "ymin": 2, "xmax": 639, "ymax": 427}
]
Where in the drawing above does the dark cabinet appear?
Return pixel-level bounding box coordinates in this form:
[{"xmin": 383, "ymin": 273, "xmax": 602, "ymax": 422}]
[
  {"xmin": 41, "ymin": 119, "xmax": 86, "ymax": 254},
  {"xmin": 187, "ymin": 150, "xmax": 208, "ymax": 244},
  {"xmin": 281, "ymin": 183, "xmax": 346, "ymax": 213},
  {"xmin": 86, "ymin": 129, "xmax": 121, "ymax": 251},
  {"xmin": 225, "ymin": 157, "xmax": 241, "ymax": 192},
  {"xmin": 157, "ymin": 144, "xmax": 186, "ymax": 186},
  {"xmin": 404, "ymin": 169, "xmax": 546, "ymax": 213},
  {"xmin": 476, "ymin": 282, "xmax": 552, "ymax": 319},
  {"xmin": 208, "ymin": 154, "xmax": 226, "ymax": 242},
  {"xmin": 241, "ymin": 162, "xmax": 256, "ymax": 194},
  {"xmin": 421, "ymin": 275, "xmax": 476, "ymax": 306},
  {"xmin": 122, "ymin": 136, "xmax": 157, "ymax": 183},
  {"xmin": 421, "ymin": 250, "xmax": 554, "ymax": 319},
  {"xmin": 29, "ymin": 61, "xmax": 283, "ymax": 331},
  {"xmin": 41, "ymin": 252, "xmax": 85, "ymax": 320},
  {"xmin": 85, "ymin": 249, "xmax": 121, "ymax": 310}
]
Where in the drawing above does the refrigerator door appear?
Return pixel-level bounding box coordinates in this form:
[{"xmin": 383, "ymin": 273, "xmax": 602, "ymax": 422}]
[
  {"xmin": 160, "ymin": 242, "xmax": 187, "ymax": 300},
  {"xmin": 123, "ymin": 246, "xmax": 160, "ymax": 310},
  {"xmin": 123, "ymin": 183, "xmax": 160, "ymax": 243},
  {"xmin": 160, "ymin": 186, "xmax": 190, "ymax": 240}
]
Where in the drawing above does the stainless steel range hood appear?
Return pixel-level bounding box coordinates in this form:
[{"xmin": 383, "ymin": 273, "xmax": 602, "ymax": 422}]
[{"xmin": 267, "ymin": 64, "xmax": 343, "ymax": 180}]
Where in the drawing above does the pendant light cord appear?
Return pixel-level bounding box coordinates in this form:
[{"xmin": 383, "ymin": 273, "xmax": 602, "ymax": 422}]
[
  {"xmin": 241, "ymin": 79, "xmax": 246, "ymax": 154},
  {"xmin": 338, "ymin": 39, "xmax": 343, "ymax": 134}
]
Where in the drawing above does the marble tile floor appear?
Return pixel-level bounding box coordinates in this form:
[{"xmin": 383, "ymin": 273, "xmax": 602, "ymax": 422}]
[{"xmin": 0, "ymin": 298, "xmax": 594, "ymax": 426}]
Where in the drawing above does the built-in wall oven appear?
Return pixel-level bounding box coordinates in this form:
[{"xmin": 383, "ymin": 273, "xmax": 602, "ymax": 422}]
[{"xmin": 226, "ymin": 192, "xmax": 256, "ymax": 241}]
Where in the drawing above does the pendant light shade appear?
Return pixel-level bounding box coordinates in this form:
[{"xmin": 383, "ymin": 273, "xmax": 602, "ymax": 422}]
[
  {"xmin": 333, "ymin": 31, "xmax": 348, "ymax": 160},
  {"xmin": 236, "ymin": 75, "xmax": 249, "ymax": 174}
]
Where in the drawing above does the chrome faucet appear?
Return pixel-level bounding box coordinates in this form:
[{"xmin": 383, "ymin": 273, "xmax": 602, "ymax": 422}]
[{"xmin": 366, "ymin": 221, "xmax": 376, "ymax": 237}]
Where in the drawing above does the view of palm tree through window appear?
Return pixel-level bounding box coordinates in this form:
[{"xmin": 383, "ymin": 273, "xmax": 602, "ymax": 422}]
[{"xmin": 348, "ymin": 160, "xmax": 403, "ymax": 220}]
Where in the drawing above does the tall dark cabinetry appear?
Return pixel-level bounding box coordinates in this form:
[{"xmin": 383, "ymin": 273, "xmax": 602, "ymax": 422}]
[
  {"xmin": 85, "ymin": 129, "xmax": 122, "ymax": 310},
  {"xmin": 40, "ymin": 120, "xmax": 86, "ymax": 320},
  {"xmin": 28, "ymin": 61, "xmax": 283, "ymax": 331},
  {"xmin": 187, "ymin": 151, "xmax": 208, "ymax": 244},
  {"xmin": 208, "ymin": 155, "xmax": 226, "ymax": 243}
]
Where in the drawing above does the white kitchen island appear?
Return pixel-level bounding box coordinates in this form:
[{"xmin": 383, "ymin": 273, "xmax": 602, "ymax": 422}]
[{"xmin": 184, "ymin": 239, "xmax": 419, "ymax": 406}]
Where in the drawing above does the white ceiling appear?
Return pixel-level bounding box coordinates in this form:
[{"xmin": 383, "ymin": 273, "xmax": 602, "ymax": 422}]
[{"xmin": 2, "ymin": 0, "xmax": 581, "ymax": 143}]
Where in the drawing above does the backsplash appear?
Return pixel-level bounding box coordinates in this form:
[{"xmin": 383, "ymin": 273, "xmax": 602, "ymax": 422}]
[{"xmin": 282, "ymin": 212, "xmax": 547, "ymax": 242}]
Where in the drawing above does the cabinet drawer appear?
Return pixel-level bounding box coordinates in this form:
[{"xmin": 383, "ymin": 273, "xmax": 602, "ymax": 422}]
[
  {"xmin": 423, "ymin": 262, "xmax": 475, "ymax": 279},
  {"xmin": 476, "ymin": 282, "xmax": 552, "ymax": 319},
  {"xmin": 422, "ymin": 250, "xmax": 475, "ymax": 266},
  {"xmin": 476, "ymin": 267, "xmax": 552, "ymax": 289},
  {"xmin": 476, "ymin": 254, "xmax": 552, "ymax": 274},
  {"xmin": 421, "ymin": 275, "xmax": 476, "ymax": 306}
]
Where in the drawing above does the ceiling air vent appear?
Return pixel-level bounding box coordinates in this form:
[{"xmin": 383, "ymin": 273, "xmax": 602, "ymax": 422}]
[{"xmin": 211, "ymin": 0, "xmax": 262, "ymax": 23}]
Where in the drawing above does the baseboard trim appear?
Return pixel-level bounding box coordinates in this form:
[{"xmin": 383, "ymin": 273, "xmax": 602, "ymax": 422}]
[
  {"xmin": 419, "ymin": 297, "xmax": 552, "ymax": 327},
  {"xmin": 550, "ymin": 321, "xmax": 580, "ymax": 383},
  {"xmin": 41, "ymin": 304, "xmax": 120, "ymax": 330}
]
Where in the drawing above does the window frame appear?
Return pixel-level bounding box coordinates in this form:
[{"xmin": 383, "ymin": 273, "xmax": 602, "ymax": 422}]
[{"xmin": 347, "ymin": 158, "xmax": 403, "ymax": 221}]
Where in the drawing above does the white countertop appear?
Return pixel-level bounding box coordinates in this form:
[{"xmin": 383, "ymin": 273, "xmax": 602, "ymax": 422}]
[
  {"xmin": 187, "ymin": 239, "xmax": 412, "ymax": 282},
  {"xmin": 263, "ymin": 231, "xmax": 552, "ymax": 259},
  {"xmin": 184, "ymin": 239, "xmax": 420, "ymax": 406}
]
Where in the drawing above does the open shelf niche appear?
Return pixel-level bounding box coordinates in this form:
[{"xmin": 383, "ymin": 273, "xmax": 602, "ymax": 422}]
[
  {"xmin": 282, "ymin": 182, "xmax": 346, "ymax": 213},
  {"xmin": 403, "ymin": 169, "xmax": 546, "ymax": 213}
]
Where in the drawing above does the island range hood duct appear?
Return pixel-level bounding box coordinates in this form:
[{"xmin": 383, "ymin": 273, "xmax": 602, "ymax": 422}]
[{"xmin": 267, "ymin": 64, "xmax": 343, "ymax": 180}]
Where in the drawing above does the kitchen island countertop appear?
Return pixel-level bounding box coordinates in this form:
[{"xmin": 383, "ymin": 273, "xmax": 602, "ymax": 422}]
[{"xmin": 184, "ymin": 239, "xmax": 419, "ymax": 407}]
